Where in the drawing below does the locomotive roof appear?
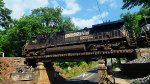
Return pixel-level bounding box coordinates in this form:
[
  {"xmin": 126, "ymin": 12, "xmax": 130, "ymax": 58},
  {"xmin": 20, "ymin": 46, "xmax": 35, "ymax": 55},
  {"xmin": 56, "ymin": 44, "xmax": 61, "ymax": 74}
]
[
  {"xmin": 32, "ymin": 17, "xmax": 150, "ymax": 37},
  {"xmin": 92, "ymin": 20, "xmax": 124, "ymax": 27},
  {"xmin": 65, "ymin": 28, "xmax": 91, "ymax": 34},
  {"xmin": 90, "ymin": 20, "xmax": 124, "ymax": 33}
]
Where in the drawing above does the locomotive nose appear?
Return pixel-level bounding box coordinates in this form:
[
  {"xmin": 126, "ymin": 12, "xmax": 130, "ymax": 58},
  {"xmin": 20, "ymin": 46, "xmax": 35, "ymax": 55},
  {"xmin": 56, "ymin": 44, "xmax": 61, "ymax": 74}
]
[{"xmin": 22, "ymin": 43, "xmax": 29, "ymax": 56}]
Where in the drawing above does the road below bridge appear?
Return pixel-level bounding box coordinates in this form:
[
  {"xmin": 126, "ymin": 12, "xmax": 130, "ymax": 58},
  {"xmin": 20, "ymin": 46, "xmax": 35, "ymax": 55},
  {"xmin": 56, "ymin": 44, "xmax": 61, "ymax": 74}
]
[
  {"xmin": 54, "ymin": 67, "xmax": 98, "ymax": 84},
  {"xmin": 53, "ymin": 59, "xmax": 130, "ymax": 84}
]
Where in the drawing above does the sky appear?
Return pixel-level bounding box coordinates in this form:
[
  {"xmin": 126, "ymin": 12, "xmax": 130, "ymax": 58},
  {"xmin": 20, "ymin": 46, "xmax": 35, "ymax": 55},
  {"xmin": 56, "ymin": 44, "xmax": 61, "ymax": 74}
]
[{"xmin": 3, "ymin": 0, "xmax": 140, "ymax": 29}]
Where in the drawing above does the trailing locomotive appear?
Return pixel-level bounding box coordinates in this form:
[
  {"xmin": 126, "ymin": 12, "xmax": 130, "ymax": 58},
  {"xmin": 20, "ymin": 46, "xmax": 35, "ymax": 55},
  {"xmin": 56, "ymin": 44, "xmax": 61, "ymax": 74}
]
[{"xmin": 22, "ymin": 19, "xmax": 150, "ymax": 57}]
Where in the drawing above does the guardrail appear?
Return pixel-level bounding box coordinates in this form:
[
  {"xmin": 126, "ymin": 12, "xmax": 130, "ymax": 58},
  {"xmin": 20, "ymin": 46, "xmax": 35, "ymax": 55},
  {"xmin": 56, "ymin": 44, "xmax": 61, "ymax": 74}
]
[{"xmin": 0, "ymin": 52, "xmax": 4, "ymax": 57}]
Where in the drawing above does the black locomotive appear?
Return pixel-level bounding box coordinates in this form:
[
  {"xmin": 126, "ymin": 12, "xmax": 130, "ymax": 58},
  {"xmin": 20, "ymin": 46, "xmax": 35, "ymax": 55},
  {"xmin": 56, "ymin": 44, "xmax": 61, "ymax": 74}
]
[{"xmin": 22, "ymin": 18, "xmax": 150, "ymax": 57}]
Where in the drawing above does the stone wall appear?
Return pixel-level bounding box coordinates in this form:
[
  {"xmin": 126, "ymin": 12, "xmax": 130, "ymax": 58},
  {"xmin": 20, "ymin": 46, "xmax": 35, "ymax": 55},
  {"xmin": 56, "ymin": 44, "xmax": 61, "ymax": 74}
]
[
  {"xmin": 0, "ymin": 57, "xmax": 34, "ymax": 84},
  {"xmin": 11, "ymin": 73, "xmax": 33, "ymax": 81},
  {"xmin": 0, "ymin": 57, "xmax": 25, "ymax": 80}
]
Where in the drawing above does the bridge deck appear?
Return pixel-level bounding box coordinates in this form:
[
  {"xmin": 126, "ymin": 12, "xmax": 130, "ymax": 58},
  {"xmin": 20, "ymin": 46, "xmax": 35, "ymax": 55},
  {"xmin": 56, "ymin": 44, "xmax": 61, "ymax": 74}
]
[{"xmin": 25, "ymin": 49, "xmax": 135, "ymax": 62}]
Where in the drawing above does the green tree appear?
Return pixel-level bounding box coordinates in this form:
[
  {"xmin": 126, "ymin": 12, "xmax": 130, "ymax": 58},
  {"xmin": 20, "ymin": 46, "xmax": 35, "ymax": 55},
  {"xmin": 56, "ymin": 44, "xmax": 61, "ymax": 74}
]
[
  {"xmin": 31, "ymin": 7, "xmax": 75, "ymax": 32},
  {"xmin": 122, "ymin": 0, "xmax": 150, "ymax": 9},
  {"xmin": 138, "ymin": 6, "xmax": 150, "ymax": 16},
  {"xmin": 122, "ymin": 0, "xmax": 150, "ymax": 17},
  {"xmin": 121, "ymin": 0, "xmax": 150, "ymax": 37},
  {"xmin": 0, "ymin": 0, "xmax": 12, "ymax": 54},
  {"xmin": 121, "ymin": 13, "xmax": 142, "ymax": 36},
  {"xmin": 1, "ymin": 7, "xmax": 76, "ymax": 56},
  {"xmin": 0, "ymin": 0, "xmax": 12, "ymax": 28},
  {"xmin": 0, "ymin": 30, "xmax": 3, "ymax": 51}
]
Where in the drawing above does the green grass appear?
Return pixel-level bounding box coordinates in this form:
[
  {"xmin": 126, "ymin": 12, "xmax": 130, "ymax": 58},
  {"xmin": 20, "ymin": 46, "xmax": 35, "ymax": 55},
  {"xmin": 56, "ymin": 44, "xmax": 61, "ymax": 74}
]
[
  {"xmin": 63, "ymin": 61, "xmax": 98, "ymax": 78},
  {"xmin": 0, "ymin": 77, "xmax": 2, "ymax": 82}
]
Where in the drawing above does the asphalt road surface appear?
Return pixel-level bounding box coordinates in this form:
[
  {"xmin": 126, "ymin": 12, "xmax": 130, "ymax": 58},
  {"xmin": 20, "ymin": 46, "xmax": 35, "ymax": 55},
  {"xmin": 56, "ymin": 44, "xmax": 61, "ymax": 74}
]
[
  {"xmin": 61, "ymin": 67, "xmax": 99, "ymax": 84},
  {"xmin": 54, "ymin": 59, "xmax": 112, "ymax": 84},
  {"xmin": 53, "ymin": 66, "xmax": 99, "ymax": 84}
]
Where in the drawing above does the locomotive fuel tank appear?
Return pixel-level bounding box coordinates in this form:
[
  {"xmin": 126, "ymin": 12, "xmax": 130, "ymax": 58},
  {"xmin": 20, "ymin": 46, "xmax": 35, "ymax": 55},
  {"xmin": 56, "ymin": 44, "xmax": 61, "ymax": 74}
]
[{"xmin": 46, "ymin": 44, "xmax": 86, "ymax": 54}]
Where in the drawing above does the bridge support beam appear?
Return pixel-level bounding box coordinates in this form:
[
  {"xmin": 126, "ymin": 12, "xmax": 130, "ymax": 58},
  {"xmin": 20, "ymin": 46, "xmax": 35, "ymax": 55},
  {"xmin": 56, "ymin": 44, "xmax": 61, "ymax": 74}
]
[
  {"xmin": 34, "ymin": 62, "xmax": 53, "ymax": 84},
  {"xmin": 98, "ymin": 58, "xmax": 108, "ymax": 84},
  {"xmin": 44, "ymin": 62, "xmax": 55, "ymax": 83}
]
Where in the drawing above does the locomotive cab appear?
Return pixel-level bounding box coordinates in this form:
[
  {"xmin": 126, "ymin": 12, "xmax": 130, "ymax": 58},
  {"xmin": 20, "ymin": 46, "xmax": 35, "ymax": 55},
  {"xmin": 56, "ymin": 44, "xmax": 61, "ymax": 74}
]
[
  {"xmin": 138, "ymin": 17, "xmax": 150, "ymax": 47},
  {"xmin": 22, "ymin": 34, "xmax": 48, "ymax": 56},
  {"xmin": 145, "ymin": 24, "xmax": 150, "ymax": 34}
]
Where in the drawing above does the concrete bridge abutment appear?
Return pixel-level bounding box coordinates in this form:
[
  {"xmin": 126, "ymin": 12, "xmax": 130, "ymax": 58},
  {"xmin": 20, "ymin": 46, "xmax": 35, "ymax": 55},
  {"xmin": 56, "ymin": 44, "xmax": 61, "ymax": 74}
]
[
  {"xmin": 34, "ymin": 62, "xmax": 55, "ymax": 84},
  {"xmin": 98, "ymin": 58, "xmax": 108, "ymax": 84}
]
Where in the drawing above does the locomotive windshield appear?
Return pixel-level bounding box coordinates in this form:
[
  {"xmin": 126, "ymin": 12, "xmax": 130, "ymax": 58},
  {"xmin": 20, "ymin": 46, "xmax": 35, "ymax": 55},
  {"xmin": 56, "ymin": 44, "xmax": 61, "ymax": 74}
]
[{"xmin": 30, "ymin": 34, "xmax": 48, "ymax": 44}]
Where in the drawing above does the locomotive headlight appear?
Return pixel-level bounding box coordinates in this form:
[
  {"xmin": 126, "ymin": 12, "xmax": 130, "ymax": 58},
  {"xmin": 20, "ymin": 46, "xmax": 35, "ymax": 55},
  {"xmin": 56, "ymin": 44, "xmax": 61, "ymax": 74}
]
[
  {"xmin": 123, "ymin": 41, "xmax": 127, "ymax": 43},
  {"xmin": 146, "ymin": 24, "xmax": 150, "ymax": 30},
  {"xmin": 32, "ymin": 39, "xmax": 37, "ymax": 43}
]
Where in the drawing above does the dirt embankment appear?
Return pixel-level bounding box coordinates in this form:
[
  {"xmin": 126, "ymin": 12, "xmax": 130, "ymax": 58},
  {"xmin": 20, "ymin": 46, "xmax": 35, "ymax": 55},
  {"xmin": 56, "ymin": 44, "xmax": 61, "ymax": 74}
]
[{"xmin": 0, "ymin": 57, "xmax": 25, "ymax": 83}]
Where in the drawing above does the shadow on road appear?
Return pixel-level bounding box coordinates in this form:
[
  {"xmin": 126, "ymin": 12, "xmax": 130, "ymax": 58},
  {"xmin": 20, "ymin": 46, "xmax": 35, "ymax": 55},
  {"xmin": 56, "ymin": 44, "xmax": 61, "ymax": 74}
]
[
  {"xmin": 53, "ymin": 73, "xmax": 97, "ymax": 84},
  {"xmin": 54, "ymin": 79, "xmax": 97, "ymax": 84},
  {"xmin": 87, "ymin": 67, "xmax": 98, "ymax": 73},
  {"xmin": 53, "ymin": 67, "xmax": 99, "ymax": 84}
]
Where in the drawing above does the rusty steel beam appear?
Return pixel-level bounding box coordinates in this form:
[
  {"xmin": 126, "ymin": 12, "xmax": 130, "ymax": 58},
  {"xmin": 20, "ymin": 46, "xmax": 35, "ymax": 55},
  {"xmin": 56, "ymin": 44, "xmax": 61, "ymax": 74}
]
[{"xmin": 25, "ymin": 49, "xmax": 134, "ymax": 60}]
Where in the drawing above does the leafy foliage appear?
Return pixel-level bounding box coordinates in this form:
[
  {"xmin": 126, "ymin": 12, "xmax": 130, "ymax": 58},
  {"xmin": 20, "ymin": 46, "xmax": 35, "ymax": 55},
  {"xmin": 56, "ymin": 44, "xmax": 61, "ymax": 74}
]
[
  {"xmin": 122, "ymin": 0, "xmax": 150, "ymax": 9},
  {"xmin": 55, "ymin": 62, "xmax": 78, "ymax": 69},
  {"xmin": 31, "ymin": 7, "xmax": 76, "ymax": 32},
  {"xmin": 59, "ymin": 61, "xmax": 98, "ymax": 78},
  {"xmin": 121, "ymin": 13, "xmax": 142, "ymax": 36},
  {"xmin": 138, "ymin": 6, "xmax": 150, "ymax": 16},
  {"xmin": 122, "ymin": 0, "xmax": 150, "ymax": 37},
  {"xmin": 0, "ymin": 31, "xmax": 3, "ymax": 51},
  {"xmin": 0, "ymin": 7, "xmax": 77, "ymax": 56},
  {"xmin": 55, "ymin": 61, "xmax": 89, "ymax": 69},
  {"xmin": 0, "ymin": 0, "xmax": 12, "ymax": 28}
]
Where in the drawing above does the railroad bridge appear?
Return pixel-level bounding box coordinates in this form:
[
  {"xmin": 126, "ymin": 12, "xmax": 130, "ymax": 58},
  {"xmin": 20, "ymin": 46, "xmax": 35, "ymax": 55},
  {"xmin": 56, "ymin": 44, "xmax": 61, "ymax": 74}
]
[
  {"xmin": 25, "ymin": 49, "xmax": 136, "ymax": 84},
  {"xmin": 22, "ymin": 18, "xmax": 150, "ymax": 84}
]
